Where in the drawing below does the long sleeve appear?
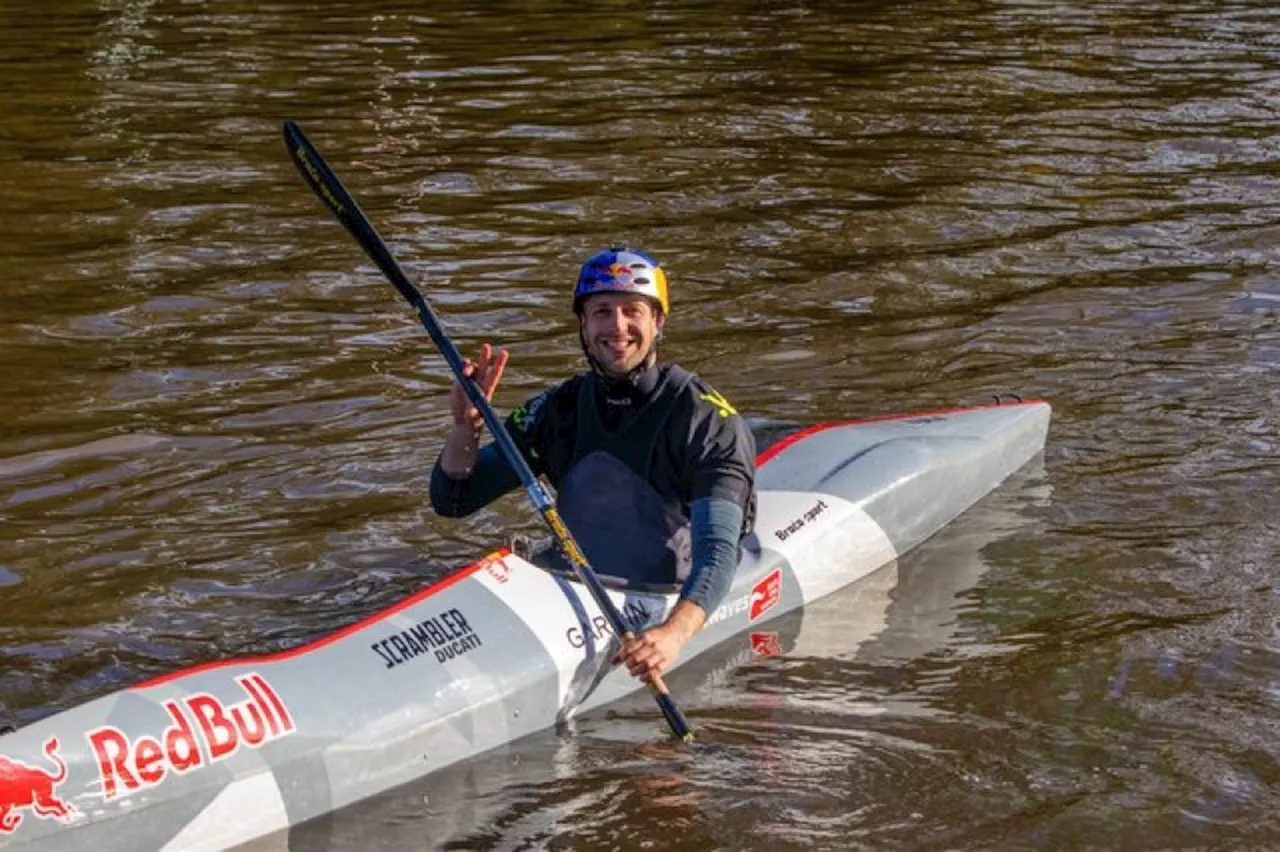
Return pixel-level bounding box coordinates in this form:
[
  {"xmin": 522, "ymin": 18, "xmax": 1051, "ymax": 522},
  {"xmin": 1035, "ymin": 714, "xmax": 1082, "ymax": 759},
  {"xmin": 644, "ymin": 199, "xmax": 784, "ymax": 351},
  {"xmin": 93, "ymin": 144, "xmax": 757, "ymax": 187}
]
[
  {"xmin": 678, "ymin": 497, "xmax": 744, "ymax": 613},
  {"xmin": 428, "ymin": 444, "xmax": 524, "ymax": 517},
  {"xmin": 428, "ymin": 385, "xmax": 558, "ymax": 518}
]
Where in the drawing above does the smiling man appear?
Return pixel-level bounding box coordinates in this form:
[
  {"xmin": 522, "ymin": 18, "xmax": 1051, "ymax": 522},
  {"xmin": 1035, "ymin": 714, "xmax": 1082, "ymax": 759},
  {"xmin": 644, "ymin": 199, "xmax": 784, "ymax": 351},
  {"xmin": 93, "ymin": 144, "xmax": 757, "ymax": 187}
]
[{"xmin": 429, "ymin": 245, "xmax": 757, "ymax": 683}]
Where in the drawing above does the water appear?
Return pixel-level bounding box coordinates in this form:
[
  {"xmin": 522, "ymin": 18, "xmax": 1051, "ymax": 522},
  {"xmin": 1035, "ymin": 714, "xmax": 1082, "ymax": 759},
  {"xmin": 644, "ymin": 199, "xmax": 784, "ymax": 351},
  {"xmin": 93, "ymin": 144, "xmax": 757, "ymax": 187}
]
[{"xmin": 2, "ymin": 0, "xmax": 1279, "ymax": 847}]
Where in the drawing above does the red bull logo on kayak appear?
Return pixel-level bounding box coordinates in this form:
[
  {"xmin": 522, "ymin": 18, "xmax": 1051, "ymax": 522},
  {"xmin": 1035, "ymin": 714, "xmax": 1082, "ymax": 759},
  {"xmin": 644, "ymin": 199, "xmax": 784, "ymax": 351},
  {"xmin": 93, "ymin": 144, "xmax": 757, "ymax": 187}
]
[
  {"xmin": 0, "ymin": 736, "xmax": 78, "ymax": 835},
  {"xmin": 86, "ymin": 673, "xmax": 294, "ymax": 801}
]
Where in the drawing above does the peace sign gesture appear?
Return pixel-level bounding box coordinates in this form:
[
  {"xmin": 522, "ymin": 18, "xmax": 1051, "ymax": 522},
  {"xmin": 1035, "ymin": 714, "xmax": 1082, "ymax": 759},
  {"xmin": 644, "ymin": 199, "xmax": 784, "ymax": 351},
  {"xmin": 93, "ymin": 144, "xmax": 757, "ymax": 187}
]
[
  {"xmin": 451, "ymin": 343, "xmax": 509, "ymax": 433},
  {"xmin": 440, "ymin": 343, "xmax": 509, "ymax": 478}
]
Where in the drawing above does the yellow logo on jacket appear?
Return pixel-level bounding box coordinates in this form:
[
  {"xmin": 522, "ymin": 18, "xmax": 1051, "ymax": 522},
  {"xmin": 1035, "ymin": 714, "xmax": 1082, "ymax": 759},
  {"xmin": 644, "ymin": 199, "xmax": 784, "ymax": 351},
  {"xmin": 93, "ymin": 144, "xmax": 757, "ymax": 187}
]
[{"xmin": 699, "ymin": 390, "xmax": 738, "ymax": 418}]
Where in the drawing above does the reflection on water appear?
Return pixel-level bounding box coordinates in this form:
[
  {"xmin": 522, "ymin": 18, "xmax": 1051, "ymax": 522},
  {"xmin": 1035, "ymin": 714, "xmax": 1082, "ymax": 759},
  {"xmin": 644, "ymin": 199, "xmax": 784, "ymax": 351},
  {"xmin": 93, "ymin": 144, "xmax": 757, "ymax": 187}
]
[{"xmin": 4, "ymin": 0, "xmax": 1280, "ymax": 845}]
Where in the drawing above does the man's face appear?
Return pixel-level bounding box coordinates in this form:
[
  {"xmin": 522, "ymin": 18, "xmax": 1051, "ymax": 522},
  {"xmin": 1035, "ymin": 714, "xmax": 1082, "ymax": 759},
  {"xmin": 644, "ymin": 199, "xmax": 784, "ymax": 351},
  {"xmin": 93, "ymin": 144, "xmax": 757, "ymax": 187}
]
[{"xmin": 579, "ymin": 292, "xmax": 665, "ymax": 378}]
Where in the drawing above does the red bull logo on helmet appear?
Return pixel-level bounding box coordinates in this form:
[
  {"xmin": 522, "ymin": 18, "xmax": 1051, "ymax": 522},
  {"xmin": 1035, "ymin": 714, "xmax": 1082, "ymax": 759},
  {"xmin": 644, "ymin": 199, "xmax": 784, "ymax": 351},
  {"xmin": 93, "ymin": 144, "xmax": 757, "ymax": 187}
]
[
  {"xmin": 605, "ymin": 263, "xmax": 636, "ymax": 287},
  {"xmin": 0, "ymin": 736, "xmax": 77, "ymax": 834},
  {"xmin": 579, "ymin": 263, "xmax": 637, "ymax": 294},
  {"xmin": 87, "ymin": 672, "xmax": 295, "ymax": 800}
]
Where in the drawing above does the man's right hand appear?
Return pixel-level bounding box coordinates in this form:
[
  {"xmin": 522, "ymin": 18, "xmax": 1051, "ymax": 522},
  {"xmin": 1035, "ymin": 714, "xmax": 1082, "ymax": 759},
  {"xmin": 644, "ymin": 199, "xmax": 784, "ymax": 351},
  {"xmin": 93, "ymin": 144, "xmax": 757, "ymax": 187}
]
[
  {"xmin": 451, "ymin": 343, "xmax": 509, "ymax": 430},
  {"xmin": 441, "ymin": 343, "xmax": 509, "ymax": 478}
]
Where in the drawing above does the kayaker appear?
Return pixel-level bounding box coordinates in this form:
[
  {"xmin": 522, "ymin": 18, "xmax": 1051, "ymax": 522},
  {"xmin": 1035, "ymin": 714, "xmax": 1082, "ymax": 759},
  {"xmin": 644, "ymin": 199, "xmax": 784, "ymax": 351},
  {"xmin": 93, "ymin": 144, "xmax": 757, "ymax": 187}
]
[{"xmin": 429, "ymin": 245, "xmax": 757, "ymax": 683}]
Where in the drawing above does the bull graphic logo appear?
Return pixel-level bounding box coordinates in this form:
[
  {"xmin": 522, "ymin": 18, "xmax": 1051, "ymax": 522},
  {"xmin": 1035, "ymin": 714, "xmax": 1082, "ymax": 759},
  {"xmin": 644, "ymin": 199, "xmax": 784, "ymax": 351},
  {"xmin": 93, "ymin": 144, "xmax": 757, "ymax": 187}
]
[
  {"xmin": 605, "ymin": 263, "xmax": 636, "ymax": 288},
  {"xmin": 0, "ymin": 736, "xmax": 78, "ymax": 834}
]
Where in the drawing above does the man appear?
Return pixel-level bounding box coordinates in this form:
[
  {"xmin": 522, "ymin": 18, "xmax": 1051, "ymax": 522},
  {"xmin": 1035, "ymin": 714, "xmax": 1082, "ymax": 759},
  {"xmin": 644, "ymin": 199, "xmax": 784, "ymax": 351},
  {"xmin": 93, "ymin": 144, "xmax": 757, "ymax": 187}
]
[{"xmin": 429, "ymin": 245, "xmax": 757, "ymax": 684}]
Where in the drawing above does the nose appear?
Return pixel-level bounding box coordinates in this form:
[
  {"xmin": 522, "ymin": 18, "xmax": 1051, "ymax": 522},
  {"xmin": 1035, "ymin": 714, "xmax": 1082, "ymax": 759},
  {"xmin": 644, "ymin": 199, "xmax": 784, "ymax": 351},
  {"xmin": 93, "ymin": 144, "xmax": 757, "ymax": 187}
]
[{"xmin": 605, "ymin": 306, "xmax": 628, "ymax": 333}]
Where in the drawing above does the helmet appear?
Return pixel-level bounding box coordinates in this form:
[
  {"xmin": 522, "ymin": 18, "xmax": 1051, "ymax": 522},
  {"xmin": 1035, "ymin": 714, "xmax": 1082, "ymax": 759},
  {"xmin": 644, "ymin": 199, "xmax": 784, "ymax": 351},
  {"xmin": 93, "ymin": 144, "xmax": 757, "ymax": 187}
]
[{"xmin": 572, "ymin": 245, "xmax": 669, "ymax": 316}]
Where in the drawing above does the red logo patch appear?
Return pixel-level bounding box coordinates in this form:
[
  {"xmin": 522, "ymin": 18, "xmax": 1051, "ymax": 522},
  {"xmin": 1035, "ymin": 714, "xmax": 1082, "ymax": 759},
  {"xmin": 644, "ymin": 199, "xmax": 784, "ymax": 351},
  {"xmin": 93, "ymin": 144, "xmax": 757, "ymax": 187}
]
[
  {"xmin": 748, "ymin": 569, "xmax": 782, "ymax": 621},
  {"xmin": 482, "ymin": 555, "xmax": 510, "ymax": 584},
  {"xmin": 0, "ymin": 736, "xmax": 78, "ymax": 835},
  {"xmin": 87, "ymin": 673, "xmax": 294, "ymax": 801}
]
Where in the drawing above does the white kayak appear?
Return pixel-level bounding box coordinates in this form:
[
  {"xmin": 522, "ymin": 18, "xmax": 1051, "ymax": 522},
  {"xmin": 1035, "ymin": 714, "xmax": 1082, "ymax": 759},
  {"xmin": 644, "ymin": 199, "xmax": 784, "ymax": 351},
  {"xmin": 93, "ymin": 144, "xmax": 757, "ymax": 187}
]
[{"xmin": 0, "ymin": 399, "xmax": 1051, "ymax": 851}]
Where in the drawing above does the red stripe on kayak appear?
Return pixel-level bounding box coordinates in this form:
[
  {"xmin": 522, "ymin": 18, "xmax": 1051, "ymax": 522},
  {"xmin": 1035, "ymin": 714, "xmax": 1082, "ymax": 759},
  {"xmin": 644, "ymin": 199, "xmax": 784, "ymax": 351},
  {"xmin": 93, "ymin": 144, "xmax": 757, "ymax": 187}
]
[
  {"xmin": 134, "ymin": 548, "xmax": 511, "ymax": 689},
  {"xmin": 756, "ymin": 398, "xmax": 1047, "ymax": 467}
]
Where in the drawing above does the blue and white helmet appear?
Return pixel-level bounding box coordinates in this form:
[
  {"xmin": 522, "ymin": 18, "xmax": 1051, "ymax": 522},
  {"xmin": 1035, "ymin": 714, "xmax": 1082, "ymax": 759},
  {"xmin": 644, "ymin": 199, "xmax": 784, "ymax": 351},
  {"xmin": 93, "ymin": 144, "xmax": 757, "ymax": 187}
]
[{"xmin": 572, "ymin": 245, "xmax": 669, "ymax": 315}]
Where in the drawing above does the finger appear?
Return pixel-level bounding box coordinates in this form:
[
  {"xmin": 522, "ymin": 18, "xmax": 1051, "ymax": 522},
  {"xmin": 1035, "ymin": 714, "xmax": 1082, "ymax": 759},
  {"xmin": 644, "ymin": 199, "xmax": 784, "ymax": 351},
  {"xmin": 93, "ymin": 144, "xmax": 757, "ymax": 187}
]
[
  {"xmin": 625, "ymin": 645, "xmax": 659, "ymax": 677},
  {"xmin": 634, "ymin": 658, "xmax": 659, "ymax": 684},
  {"xmin": 485, "ymin": 348, "xmax": 509, "ymax": 398},
  {"xmin": 614, "ymin": 637, "xmax": 644, "ymax": 670},
  {"xmin": 478, "ymin": 348, "xmax": 503, "ymax": 398},
  {"xmin": 613, "ymin": 638, "xmax": 638, "ymax": 666},
  {"xmin": 629, "ymin": 657, "xmax": 660, "ymax": 681}
]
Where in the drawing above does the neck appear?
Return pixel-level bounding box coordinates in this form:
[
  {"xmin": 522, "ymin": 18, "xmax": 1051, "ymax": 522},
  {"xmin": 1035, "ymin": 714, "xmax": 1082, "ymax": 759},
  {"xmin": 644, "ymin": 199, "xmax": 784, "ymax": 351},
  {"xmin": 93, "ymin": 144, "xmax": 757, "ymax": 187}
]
[{"xmin": 597, "ymin": 358, "xmax": 661, "ymax": 397}]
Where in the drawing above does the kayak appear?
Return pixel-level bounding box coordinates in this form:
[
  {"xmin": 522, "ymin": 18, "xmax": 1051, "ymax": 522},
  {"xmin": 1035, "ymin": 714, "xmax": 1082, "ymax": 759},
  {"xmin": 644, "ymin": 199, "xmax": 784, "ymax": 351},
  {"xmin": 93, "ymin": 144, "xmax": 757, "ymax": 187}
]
[
  {"xmin": 286, "ymin": 451, "xmax": 1053, "ymax": 850},
  {"xmin": 0, "ymin": 399, "xmax": 1050, "ymax": 851}
]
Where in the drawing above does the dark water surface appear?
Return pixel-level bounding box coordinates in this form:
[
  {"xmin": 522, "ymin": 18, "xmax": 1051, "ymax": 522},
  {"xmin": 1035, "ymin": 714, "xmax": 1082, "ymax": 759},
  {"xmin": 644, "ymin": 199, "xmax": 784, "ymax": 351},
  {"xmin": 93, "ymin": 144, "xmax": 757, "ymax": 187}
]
[{"xmin": 3, "ymin": 0, "xmax": 1279, "ymax": 848}]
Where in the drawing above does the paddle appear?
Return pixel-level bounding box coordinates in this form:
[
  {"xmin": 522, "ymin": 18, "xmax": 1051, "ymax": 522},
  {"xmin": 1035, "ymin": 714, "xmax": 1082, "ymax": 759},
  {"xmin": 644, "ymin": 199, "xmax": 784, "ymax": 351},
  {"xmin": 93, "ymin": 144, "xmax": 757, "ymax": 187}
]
[{"xmin": 281, "ymin": 120, "xmax": 695, "ymax": 743}]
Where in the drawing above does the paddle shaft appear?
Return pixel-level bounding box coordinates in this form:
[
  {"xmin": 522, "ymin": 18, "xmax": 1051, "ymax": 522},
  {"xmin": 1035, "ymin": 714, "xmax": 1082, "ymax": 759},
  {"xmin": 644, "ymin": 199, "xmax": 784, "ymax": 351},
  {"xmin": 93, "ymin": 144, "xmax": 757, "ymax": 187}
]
[{"xmin": 282, "ymin": 120, "xmax": 693, "ymax": 742}]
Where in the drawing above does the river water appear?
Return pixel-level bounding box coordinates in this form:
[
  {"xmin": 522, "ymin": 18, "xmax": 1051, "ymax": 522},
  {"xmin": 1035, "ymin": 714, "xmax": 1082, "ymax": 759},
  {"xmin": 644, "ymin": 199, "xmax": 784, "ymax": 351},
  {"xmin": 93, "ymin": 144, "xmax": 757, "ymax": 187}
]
[{"xmin": 2, "ymin": 0, "xmax": 1278, "ymax": 848}]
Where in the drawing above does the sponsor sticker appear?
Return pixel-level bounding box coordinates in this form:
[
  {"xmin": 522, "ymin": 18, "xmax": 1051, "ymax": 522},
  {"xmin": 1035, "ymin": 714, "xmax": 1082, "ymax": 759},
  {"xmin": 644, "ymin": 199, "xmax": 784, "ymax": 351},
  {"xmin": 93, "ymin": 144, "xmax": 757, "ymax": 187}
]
[
  {"xmin": 774, "ymin": 498, "xmax": 828, "ymax": 543},
  {"xmin": 749, "ymin": 569, "xmax": 782, "ymax": 621},
  {"xmin": 705, "ymin": 592, "xmax": 750, "ymax": 627},
  {"xmin": 567, "ymin": 601, "xmax": 655, "ymax": 649},
  {"xmin": 482, "ymin": 554, "xmax": 511, "ymax": 584},
  {"xmin": 87, "ymin": 672, "xmax": 294, "ymax": 801},
  {"xmin": 371, "ymin": 608, "xmax": 483, "ymax": 669},
  {"xmin": 0, "ymin": 737, "xmax": 78, "ymax": 835}
]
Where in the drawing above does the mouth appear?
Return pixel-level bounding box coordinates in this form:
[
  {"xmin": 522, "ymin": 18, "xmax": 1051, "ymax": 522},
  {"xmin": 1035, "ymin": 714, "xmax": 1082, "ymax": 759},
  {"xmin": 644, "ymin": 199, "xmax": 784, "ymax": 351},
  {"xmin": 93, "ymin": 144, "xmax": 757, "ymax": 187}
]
[{"xmin": 597, "ymin": 339, "xmax": 639, "ymax": 360}]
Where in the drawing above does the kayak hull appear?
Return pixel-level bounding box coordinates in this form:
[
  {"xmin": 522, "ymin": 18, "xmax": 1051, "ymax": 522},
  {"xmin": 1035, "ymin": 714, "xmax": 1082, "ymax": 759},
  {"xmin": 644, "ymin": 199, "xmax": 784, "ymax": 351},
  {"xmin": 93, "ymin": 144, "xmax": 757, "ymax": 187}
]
[{"xmin": 0, "ymin": 400, "xmax": 1051, "ymax": 850}]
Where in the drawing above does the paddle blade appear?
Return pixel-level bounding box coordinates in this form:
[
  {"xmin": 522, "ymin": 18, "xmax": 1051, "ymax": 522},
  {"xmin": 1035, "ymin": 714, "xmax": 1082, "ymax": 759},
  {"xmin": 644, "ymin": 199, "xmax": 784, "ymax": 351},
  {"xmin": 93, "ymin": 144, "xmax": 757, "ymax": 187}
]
[
  {"xmin": 281, "ymin": 120, "xmax": 424, "ymax": 312},
  {"xmin": 282, "ymin": 120, "xmax": 363, "ymax": 226}
]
